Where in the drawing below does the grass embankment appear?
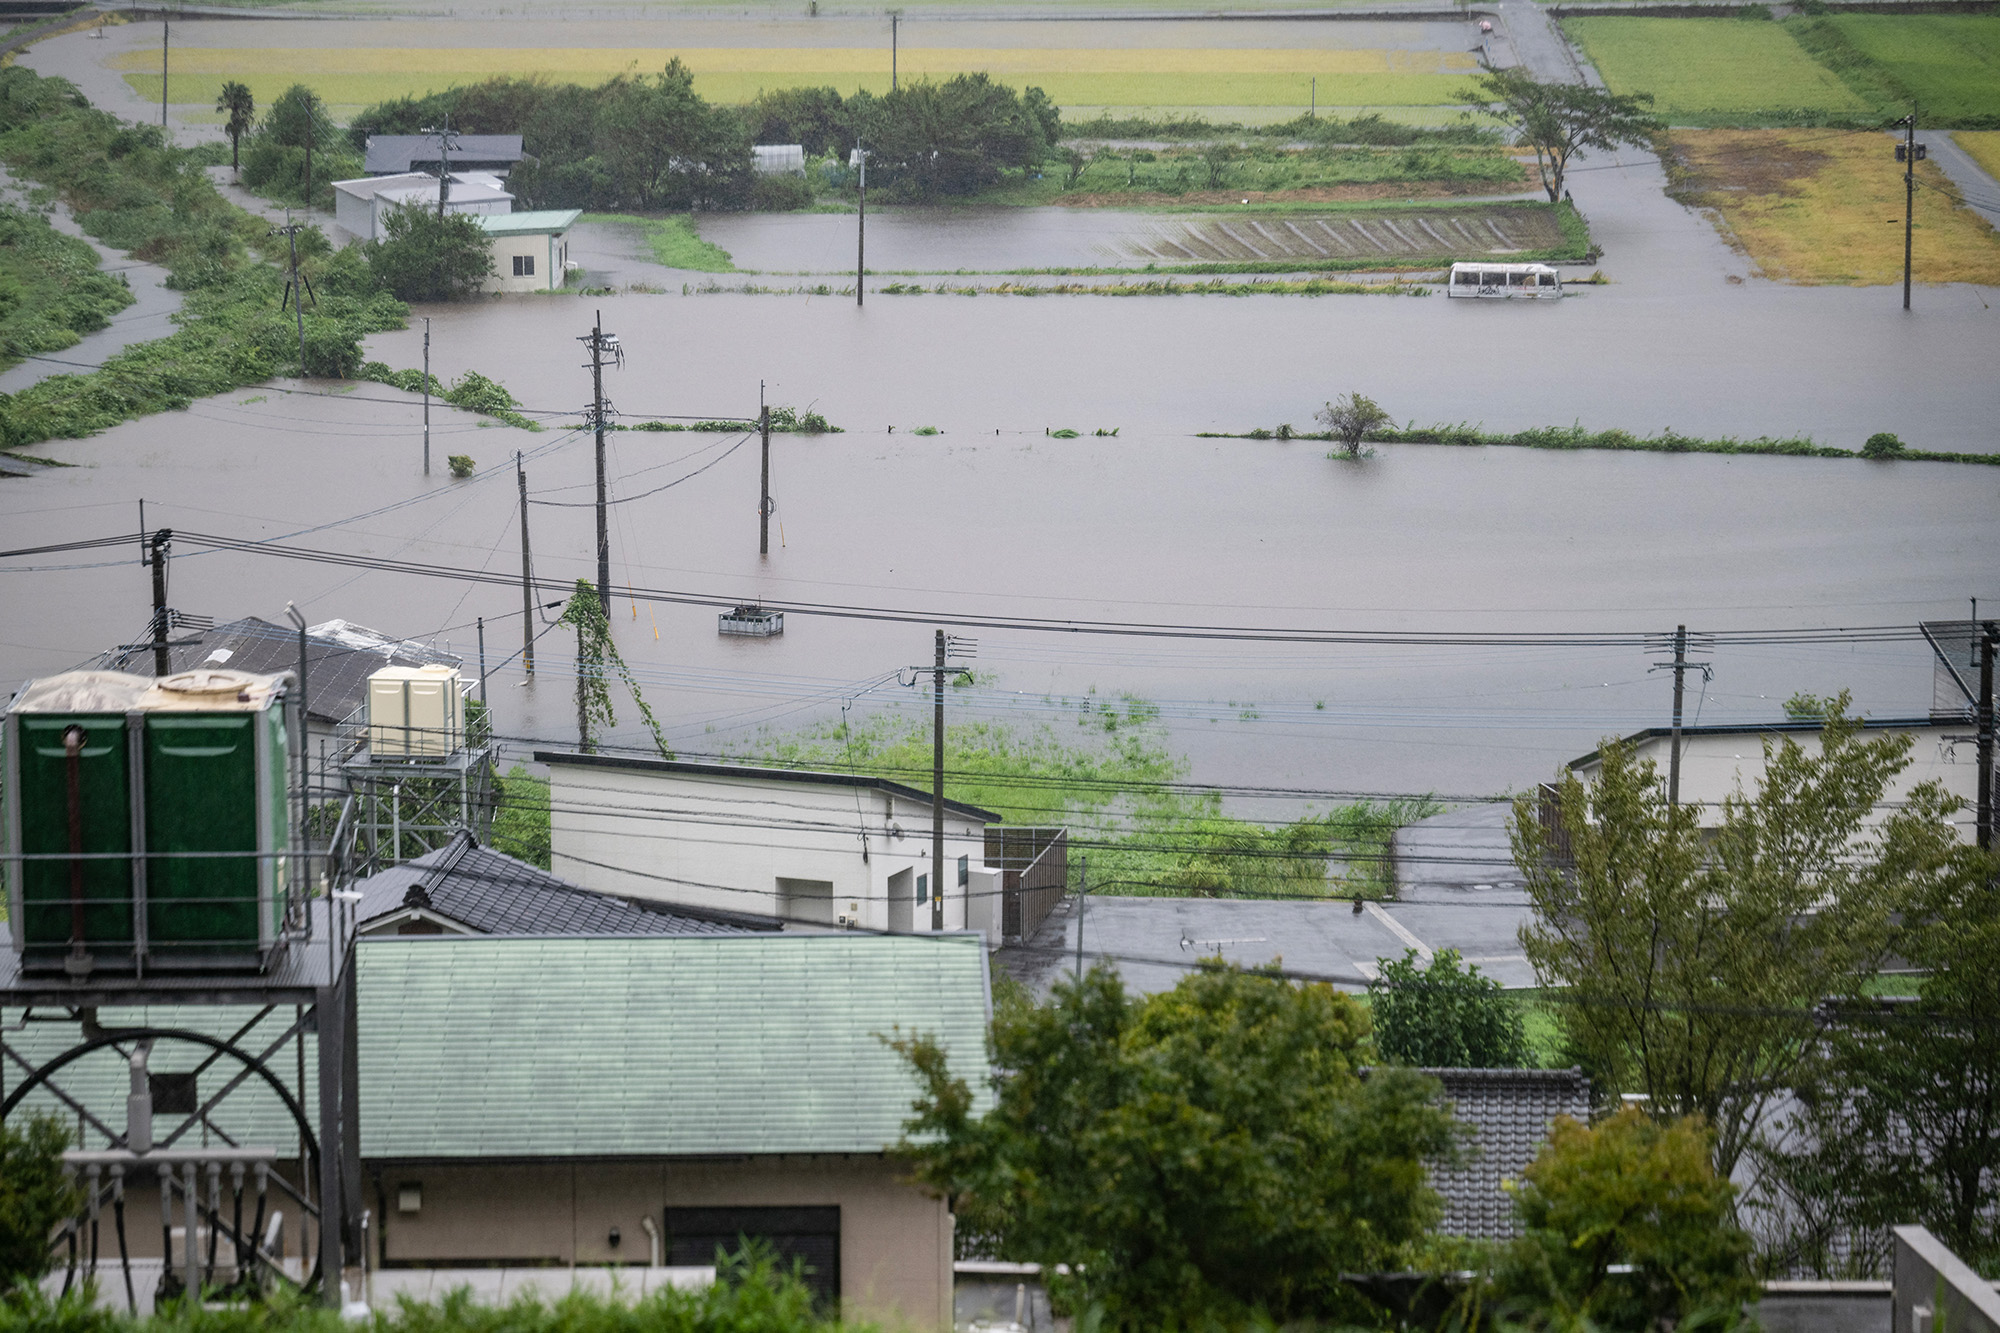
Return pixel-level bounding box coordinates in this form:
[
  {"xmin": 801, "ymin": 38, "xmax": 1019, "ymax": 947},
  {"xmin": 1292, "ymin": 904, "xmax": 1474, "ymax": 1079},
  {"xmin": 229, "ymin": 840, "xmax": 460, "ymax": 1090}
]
[
  {"xmin": 1662, "ymin": 129, "xmax": 2000, "ymax": 286},
  {"xmin": 1565, "ymin": 14, "xmax": 2000, "ymax": 127},
  {"xmin": 580, "ymin": 213, "xmax": 735, "ymax": 273},
  {"xmin": 984, "ymin": 143, "xmax": 1527, "ymax": 207},
  {"xmin": 1956, "ymin": 131, "xmax": 2000, "ymax": 181},
  {"xmin": 116, "ymin": 45, "xmax": 1483, "ymax": 121},
  {"xmin": 1201, "ymin": 421, "xmax": 2000, "ymax": 465},
  {"xmin": 0, "ymin": 205, "xmax": 133, "ymax": 371},
  {"xmin": 733, "ymin": 704, "xmax": 1438, "ymax": 901}
]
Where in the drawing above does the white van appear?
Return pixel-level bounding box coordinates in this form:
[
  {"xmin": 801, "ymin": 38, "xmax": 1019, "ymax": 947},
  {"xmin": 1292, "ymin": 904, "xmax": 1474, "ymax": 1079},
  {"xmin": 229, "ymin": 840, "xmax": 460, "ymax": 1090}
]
[{"xmin": 1447, "ymin": 261, "xmax": 1563, "ymax": 299}]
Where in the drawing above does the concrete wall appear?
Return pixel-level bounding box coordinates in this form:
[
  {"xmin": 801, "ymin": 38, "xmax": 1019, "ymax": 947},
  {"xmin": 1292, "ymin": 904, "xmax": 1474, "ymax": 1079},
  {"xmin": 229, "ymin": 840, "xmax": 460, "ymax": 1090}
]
[
  {"xmin": 1579, "ymin": 725, "xmax": 1984, "ymax": 840},
  {"xmin": 373, "ymin": 1154, "xmax": 952, "ymax": 1329},
  {"xmin": 1893, "ymin": 1225, "xmax": 2000, "ymax": 1333},
  {"xmin": 547, "ymin": 763, "xmax": 989, "ymax": 933}
]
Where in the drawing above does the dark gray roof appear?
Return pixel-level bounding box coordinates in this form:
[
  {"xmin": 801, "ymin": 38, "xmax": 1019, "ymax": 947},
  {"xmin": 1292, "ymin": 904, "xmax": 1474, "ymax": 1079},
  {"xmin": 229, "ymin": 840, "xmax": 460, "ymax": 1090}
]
[
  {"xmin": 354, "ymin": 832, "xmax": 779, "ymax": 937},
  {"xmin": 364, "ymin": 134, "xmax": 524, "ymax": 175},
  {"xmin": 1566, "ymin": 717, "xmax": 1942, "ymax": 773},
  {"xmin": 1420, "ymin": 1067, "xmax": 1592, "ymax": 1239},
  {"xmin": 92, "ymin": 617, "xmax": 459, "ymax": 727},
  {"xmin": 535, "ymin": 752, "xmax": 1005, "ymax": 823}
]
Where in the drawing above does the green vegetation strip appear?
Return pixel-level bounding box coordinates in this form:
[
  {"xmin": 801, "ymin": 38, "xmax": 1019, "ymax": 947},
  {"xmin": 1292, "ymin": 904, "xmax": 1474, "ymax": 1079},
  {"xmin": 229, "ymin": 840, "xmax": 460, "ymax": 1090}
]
[
  {"xmin": 580, "ymin": 213, "xmax": 735, "ymax": 273},
  {"xmin": 1198, "ymin": 421, "xmax": 2000, "ymax": 464},
  {"xmin": 0, "ymin": 206, "xmax": 134, "ymax": 372},
  {"xmin": 875, "ymin": 277, "xmax": 1427, "ymax": 296}
]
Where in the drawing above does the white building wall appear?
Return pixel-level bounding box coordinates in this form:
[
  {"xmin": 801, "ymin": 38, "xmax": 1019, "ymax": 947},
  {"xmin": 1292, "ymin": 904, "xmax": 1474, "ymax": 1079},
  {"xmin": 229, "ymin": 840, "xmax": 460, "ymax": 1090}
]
[
  {"xmin": 1580, "ymin": 724, "xmax": 1982, "ymax": 840},
  {"xmin": 480, "ymin": 232, "xmax": 566, "ymax": 294},
  {"xmin": 546, "ymin": 763, "xmax": 990, "ymax": 932}
]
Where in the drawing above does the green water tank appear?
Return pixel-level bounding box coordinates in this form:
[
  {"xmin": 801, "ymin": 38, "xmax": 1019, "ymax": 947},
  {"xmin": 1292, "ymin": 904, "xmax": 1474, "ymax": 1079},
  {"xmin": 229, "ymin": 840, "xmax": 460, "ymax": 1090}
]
[{"xmin": 4, "ymin": 669, "xmax": 293, "ymax": 971}]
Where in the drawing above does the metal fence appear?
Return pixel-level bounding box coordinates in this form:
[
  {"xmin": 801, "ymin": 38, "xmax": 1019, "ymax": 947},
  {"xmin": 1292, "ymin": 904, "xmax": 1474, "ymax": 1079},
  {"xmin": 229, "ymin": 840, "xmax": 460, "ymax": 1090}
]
[{"xmin": 987, "ymin": 828, "xmax": 1068, "ymax": 943}]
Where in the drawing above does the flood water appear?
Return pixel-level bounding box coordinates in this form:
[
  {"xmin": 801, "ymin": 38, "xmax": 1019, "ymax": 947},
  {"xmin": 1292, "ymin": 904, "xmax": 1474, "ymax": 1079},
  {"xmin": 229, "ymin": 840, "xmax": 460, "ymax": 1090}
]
[{"xmin": 2, "ymin": 130, "xmax": 1995, "ymax": 804}]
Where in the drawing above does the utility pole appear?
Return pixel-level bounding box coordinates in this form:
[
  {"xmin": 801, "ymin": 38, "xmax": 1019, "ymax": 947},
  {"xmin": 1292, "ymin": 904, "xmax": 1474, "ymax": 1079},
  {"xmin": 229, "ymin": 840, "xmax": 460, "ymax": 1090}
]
[
  {"xmin": 1651, "ymin": 625, "xmax": 1710, "ymax": 809},
  {"xmin": 1310, "ymin": 77, "xmax": 1316, "ymax": 118},
  {"xmin": 759, "ymin": 382, "xmax": 772, "ymax": 556},
  {"xmin": 476, "ymin": 616, "xmax": 488, "ymax": 707},
  {"xmin": 576, "ymin": 311, "xmax": 621, "ymax": 612},
  {"xmin": 421, "ymin": 319, "xmax": 431, "ymax": 475},
  {"xmin": 421, "ymin": 114, "xmax": 458, "ymax": 219},
  {"xmin": 161, "ymin": 20, "xmax": 168, "ymax": 130},
  {"xmin": 517, "ymin": 451, "xmax": 536, "ymax": 678},
  {"xmin": 149, "ymin": 530, "xmax": 171, "ymax": 676},
  {"xmin": 932, "ymin": 630, "xmax": 946, "ymax": 931},
  {"xmin": 1896, "ymin": 108, "xmax": 1923, "ymax": 311},
  {"xmin": 274, "ymin": 214, "xmax": 310, "ymax": 376},
  {"xmin": 856, "ymin": 140, "xmax": 866, "ymax": 308},
  {"xmin": 1978, "ymin": 620, "xmax": 1995, "ymax": 852},
  {"xmin": 1074, "ymin": 856, "xmax": 1087, "ymax": 982},
  {"xmin": 303, "ymin": 107, "xmax": 313, "ymax": 215},
  {"xmin": 891, "ymin": 11, "xmax": 900, "ymax": 89}
]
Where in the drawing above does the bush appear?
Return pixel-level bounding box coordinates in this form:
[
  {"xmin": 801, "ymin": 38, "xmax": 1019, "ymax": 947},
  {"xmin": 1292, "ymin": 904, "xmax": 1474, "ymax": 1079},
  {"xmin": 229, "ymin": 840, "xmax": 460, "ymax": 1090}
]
[
  {"xmin": 1737, "ymin": 4, "xmax": 1774, "ymax": 18},
  {"xmin": 367, "ymin": 204, "xmax": 493, "ymax": 302},
  {"xmin": 1492, "ymin": 1108, "xmax": 1757, "ymax": 1331},
  {"xmin": 1861, "ymin": 431, "xmax": 1906, "ymax": 458},
  {"xmin": 0, "ymin": 1113, "xmax": 79, "ymax": 1290},
  {"xmin": 447, "ymin": 453, "xmax": 475, "ymax": 478},
  {"xmin": 1369, "ymin": 947, "xmax": 1531, "ymax": 1068},
  {"xmin": 749, "ymin": 171, "xmax": 815, "ymax": 211}
]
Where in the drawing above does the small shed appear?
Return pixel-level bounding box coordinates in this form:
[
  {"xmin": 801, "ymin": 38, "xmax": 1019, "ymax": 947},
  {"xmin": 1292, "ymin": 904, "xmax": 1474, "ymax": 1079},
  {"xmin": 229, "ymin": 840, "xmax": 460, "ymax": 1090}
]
[
  {"xmin": 333, "ymin": 173, "xmax": 513, "ymax": 242},
  {"xmin": 478, "ymin": 210, "xmax": 582, "ymax": 293},
  {"xmin": 752, "ymin": 144, "xmax": 807, "ymax": 176}
]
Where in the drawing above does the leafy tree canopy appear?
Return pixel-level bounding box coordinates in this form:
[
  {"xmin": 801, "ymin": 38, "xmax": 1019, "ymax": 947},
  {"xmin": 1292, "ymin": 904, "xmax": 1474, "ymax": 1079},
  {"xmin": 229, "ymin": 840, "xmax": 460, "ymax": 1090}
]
[
  {"xmin": 0, "ymin": 1113, "xmax": 79, "ymax": 1290},
  {"xmin": 1370, "ymin": 947, "xmax": 1532, "ymax": 1069},
  {"xmin": 1511, "ymin": 698, "xmax": 1963, "ymax": 1179},
  {"xmin": 366, "ymin": 204, "xmax": 494, "ymax": 303},
  {"xmin": 1466, "ymin": 66, "xmax": 1663, "ymax": 203},
  {"xmin": 892, "ymin": 963, "xmax": 1461, "ymax": 1328}
]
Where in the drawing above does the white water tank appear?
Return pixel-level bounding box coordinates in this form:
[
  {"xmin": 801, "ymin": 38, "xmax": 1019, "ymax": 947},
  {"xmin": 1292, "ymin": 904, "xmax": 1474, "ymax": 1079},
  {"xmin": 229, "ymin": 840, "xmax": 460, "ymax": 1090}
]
[{"xmin": 367, "ymin": 665, "xmax": 465, "ymax": 758}]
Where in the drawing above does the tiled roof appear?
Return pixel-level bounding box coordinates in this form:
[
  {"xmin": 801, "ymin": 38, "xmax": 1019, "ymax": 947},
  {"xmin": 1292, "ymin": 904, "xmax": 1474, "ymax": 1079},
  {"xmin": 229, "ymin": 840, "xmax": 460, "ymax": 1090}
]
[
  {"xmin": 1419, "ymin": 1067, "xmax": 1592, "ymax": 1239},
  {"xmin": 87, "ymin": 617, "xmax": 459, "ymax": 726},
  {"xmin": 2, "ymin": 934, "xmax": 994, "ymax": 1160},
  {"xmin": 357, "ymin": 934, "xmax": 995, "ymax": 1158},
  {"xmin": 354, "ymin": 832, "xmax": 778, "ymax": 936}
]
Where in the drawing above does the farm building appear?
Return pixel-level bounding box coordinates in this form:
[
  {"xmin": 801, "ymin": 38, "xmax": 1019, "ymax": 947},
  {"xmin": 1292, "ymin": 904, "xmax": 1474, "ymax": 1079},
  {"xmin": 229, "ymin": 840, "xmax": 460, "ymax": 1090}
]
[
  {"xmin": 537, "ymin": 753, "xmax": 1065, "ymax": 941},
  {"xmin": 477, "ymin": 211, "xmax": 581, "ymax": 293},
  {"xmin": 333, "ymin": 173, "xmax": 513, "ymax": 242},
  {"xmin": 363, "ymin": 134, "xmax": 525, "ymax": 177}
]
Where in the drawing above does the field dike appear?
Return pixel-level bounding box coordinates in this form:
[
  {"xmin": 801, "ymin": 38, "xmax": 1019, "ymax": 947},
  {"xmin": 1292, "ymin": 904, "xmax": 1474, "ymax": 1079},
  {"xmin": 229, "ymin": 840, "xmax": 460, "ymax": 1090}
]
[{"xmin": 1199, "ymin": 421, "xmax": 2000, "ymax": 466}]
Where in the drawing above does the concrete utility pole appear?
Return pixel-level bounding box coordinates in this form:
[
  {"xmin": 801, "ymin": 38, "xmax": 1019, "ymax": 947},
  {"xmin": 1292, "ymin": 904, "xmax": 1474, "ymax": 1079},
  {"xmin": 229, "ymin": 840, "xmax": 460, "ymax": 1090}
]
[
  {"xmin": 932, "ymin": 629, "xmax": 946, "ymax": 931},
  {"xmin": 1897, "ymin": 108, "xmax": 1922, "ymax": 311},
  {"xmin": 1978, "ymin": 620, "xmax": 1996, "ymax": 851},
  {"xmin": 149, "ymin": 529, "xmax": 171, "ymax": 676},
  {"xmin": 160, "ymin": 21, "xmax": 168, "ymax": 129},
  {"xmin": 274, "ymin": 213, "xmax": 310, "ymax": 375},
  {"xmin": 577, "ymin": 311, "xmax": 621, "ymax": 612},
  {"xmin": 421, "ymin": 114, "xmax": 458, "ymax": 219},
  {"xmin": 1074, "ymin": 856, "xmax": 1087, "ymax": 981},
  {"xmin": 856, "ymin": 140, "xmax": 866, "ymax": 307},
  {"xmin": 1652, "ymin": 625, "xmax": 1710, "ymax": 809},
  {"xmin": 516, "ymin": 452, "xmax": 535, "ymax": 678},
  {"xmin": 891, "ymin": 11, "xmax": 901, "ymax": 89},
  {"xmin": 421, "ymin": 318, "xmax": 431, "ymax": 475},
  {"xmin": 759, "ymin": 383, "xmax": 772, "ymax": 556}
]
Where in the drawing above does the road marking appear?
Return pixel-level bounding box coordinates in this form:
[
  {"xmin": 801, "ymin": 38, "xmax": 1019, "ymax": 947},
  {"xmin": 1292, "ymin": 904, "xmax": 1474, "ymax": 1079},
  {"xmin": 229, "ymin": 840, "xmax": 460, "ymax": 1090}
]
[{"xmin": 1364, "ymin": 901, "xmax": 1432, "ymax": 961}]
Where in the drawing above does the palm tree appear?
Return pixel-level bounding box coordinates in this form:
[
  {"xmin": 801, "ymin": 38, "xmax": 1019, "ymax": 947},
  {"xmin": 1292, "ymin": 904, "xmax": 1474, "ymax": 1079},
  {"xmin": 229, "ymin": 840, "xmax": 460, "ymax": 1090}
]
[{"xmin": 216, "ymin": 81, "xmax": 254, "ymax": 174}]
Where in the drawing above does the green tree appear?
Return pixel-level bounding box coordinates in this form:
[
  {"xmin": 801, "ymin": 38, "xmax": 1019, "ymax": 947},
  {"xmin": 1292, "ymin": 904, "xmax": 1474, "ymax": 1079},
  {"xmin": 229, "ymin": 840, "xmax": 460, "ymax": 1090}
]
[
  {"xmin": 216, "ymin": 80, "xmax": 254, "ymax": 173},
  {"xmin": 0, "ymin": 1113, "xmax": 80, "ymax": 1290},
  {"xmin": 893, "ymin": 963, "xmax": 1461, "ymax": 1328},
  {"xmin": 366, "ymin": 204, "xmax": 494, "ymax": 302},
  {"xmin": 490, "ymin": 763, "xmax": 552, "ymax": 869},
  {"xmin": 594, "ymin": 61, "xmax": 750, "ymax": 210},
  {"xmin": 259, "ymin": 84, "xmax": 337, "ymax": 153},
  {"xmin": 870, "ymin": 73, "xmax": 1052, "ymax": 198},
  {"xmin": 1317, "ymin": 391, "xmax": 1390, "ymax": 459},
  {"xmin": 1494, "ymin": 1107, "xmax": 1757, "ymax": 1331},
  {"xmin": 1370, "ymin": 947, "xmax": 1531, "ymax": 1068},
  {"xmin": 743, "ymin": 85, "xmax": 852, "ymax": 158},
  {"xmin": 1466, "ymin": 66, "xmax": 1663, "ymax": 203},
  {"xmin": 1860, "ymin": 431, "xmax": 1906, "ymax": 459},
  {"xmin": 1510, "ymin": 701, "xmax": 1962, "ymax": 1180},
  {"xmin": 1759, "ymin": 848, "xmax": 2000, "ymax": 1277}
]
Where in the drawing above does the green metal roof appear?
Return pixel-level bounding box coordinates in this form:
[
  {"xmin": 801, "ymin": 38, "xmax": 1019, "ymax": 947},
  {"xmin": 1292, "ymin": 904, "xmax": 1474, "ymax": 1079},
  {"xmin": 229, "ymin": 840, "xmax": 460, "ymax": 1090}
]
[
  {"xmin": 357, "ymin": 933, "xmax": 993, "ymax": 1158},
  {"xmin": 1, "ymin": 934, "xmax": 992, "ymax": 1161},
  {"xmin": 478, "ymin": 210, "xmax": 582, "ymax": 237}
]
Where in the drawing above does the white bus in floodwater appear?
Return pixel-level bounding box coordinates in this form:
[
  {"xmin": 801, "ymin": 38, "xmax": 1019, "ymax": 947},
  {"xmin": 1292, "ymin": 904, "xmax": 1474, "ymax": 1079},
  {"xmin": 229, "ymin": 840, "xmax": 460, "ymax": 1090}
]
[{"xmin": 1447, "ymin": 262, "xmax": 1563, "ymax": 299}]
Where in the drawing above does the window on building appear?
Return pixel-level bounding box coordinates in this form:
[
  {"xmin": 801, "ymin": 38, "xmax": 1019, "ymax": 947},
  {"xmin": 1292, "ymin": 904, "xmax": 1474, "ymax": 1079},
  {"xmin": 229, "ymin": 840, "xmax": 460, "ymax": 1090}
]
[
  {"xmin": 665, "ymin": 1207, "xmax": 840, "ymax": 1307},
  {"xmin": 916, "ymin": 873, "xmax": 928, "ymax": 901},
  {"xmin": 958, "ymin": 854, "xmax": 969, "ymax": 887},
  {"xmin": 512, "ymin": 254, "xmax": 535, "ymax": 277}
]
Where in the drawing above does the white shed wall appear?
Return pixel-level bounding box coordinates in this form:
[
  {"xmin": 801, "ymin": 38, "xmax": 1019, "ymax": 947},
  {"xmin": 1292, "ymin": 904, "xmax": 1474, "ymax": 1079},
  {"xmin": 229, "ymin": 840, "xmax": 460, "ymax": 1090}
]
[{"xmin": 547, "ymin": 764, "xmax": 990, "ymax": 932}]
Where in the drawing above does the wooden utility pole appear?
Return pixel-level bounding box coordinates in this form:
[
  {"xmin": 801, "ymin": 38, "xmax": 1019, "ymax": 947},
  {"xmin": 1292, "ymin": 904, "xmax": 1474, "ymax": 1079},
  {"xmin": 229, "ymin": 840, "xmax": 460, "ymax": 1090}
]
[
  {"xmin": 517, "ymin": 451, "xmax": 535, "ymax": 678},
  {"xmin": 932, "ymin": 628, "xmax": 946, "ymax": 931},
  {"xmin": 149, "ymin": 530, "xmax": 171, "ymax": 676},
  {"xmin": 1900, "ymin": 108, "xmax": 1920, "ymax": 311},
  {"xmin": 759, "ymin": 385, "xmax": 772, "ymax": 556},
  {"xmin": 577, "ymin": 311, "xmax": 620, "ymax": 612},
  {"xmin": 275, "ymin": 214, "xmax": 310, "ymax": 375}
]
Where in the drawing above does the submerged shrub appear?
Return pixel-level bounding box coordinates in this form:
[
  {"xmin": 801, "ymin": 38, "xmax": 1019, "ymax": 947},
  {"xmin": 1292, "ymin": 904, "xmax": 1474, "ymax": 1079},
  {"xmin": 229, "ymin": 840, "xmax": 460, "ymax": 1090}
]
[{"xmin": 1861, "ymin": 431, "xmax": 1906, "ymax": 459}]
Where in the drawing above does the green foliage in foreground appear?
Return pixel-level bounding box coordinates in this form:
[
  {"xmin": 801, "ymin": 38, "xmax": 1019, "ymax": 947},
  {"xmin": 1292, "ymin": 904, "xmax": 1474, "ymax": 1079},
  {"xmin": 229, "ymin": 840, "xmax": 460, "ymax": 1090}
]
[
  {"xmin": 0, "ymin": 206, "xmax": 133, "ymax": 370},
  {"xmin": 894, "ymin": 964, "xmax": 1459, "ymax": 1328},
  {"xmin": 1484, "ymin": 1108, "xmax": 1758, "ymax": 1332},
  {"xmin": 0, "ymin": 67, "xmax": 408, "ymax": 449},
  {"xmin": 736, "ymin": 706, "xmax": 1437, "ymax": 900},
  {"xmin": 0, "ymin": 1249, "xmax": 861, "ymax": 1333},
  {"xmin": 0, "ymin": 1113, "xmax": 79, "ymax": 1291},
  {"xmin": 489, "ymin": 764, "xmax": 551, "ymax": 870},
  {"xmin": 1370, "ymin": 948, "xmax": 1531, "ymax": 1069}
]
